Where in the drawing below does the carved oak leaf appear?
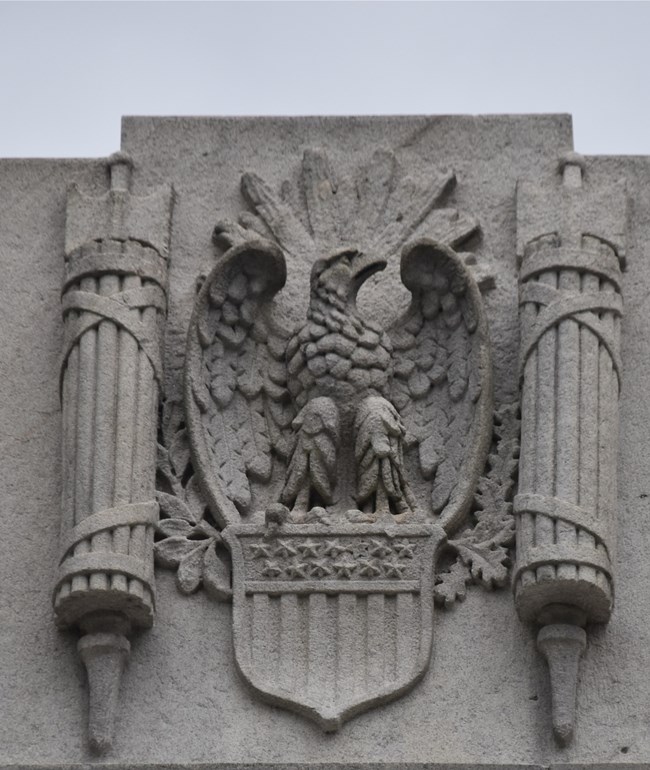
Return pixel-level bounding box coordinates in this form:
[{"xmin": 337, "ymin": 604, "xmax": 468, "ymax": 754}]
[
  {"xmin": 434, "ymin": 560, "xmax": 470, "ymax": 607},
  {"xmin": 452, "ymin": 541, "xmax": 510, "ymax": 589},
  {"xmin": 435, "ymin": 403, "xmax": 519, "ymax": 607},
  {"xmin": 472, "ymin": 477, "xmax": 516, "ymax": 544}
]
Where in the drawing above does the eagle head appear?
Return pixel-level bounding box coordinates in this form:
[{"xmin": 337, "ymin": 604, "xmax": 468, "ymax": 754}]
[{"xmin": 310, "ymin": 248, "xmax": 387, "ymax": 308}]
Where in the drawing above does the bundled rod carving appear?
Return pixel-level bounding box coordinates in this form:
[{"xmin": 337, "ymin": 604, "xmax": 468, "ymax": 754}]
[
  {"xmin": 54, "ymin": 153, "xmax": 173, "ymax": 753},
  {"xmin": 515, "ymin": 153, "xmax": 626, "ymax": 745}
]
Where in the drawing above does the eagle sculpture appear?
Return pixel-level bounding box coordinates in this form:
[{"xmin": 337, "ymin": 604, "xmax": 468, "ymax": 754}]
[{"xmin": 184, "ymin": 149, "xmax": 492, "ymax": 534}]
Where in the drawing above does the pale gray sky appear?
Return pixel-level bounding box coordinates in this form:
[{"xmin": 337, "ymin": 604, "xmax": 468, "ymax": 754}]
[{"xmin": 1, "ymin": 1, "xmax": 648, "ymax": 158}]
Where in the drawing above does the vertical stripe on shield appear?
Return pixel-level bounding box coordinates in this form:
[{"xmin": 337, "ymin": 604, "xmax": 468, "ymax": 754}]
[
  {"xmin": 251, "ymin": 594, "xmax": 277, "ymax": 683},
  {"xmin": 307, "ymin": 594, "xmax": 335, "ymax": 700},
  {"xmin": 396, "ymin": 593, "xmax": 417, "ymax": 680},
  {"xmin": 367, "ymin": 594, "xmax": 385, "ymax": 689},
  {"xmin": 336, "ymin": 594, "xmax": 358, "ymax": 698},
  {"xmin": 279, "ymin": 594, "xmax": 300, "ymax": 693},
  {"xmin": 243, "ymin": 585, "xmax": 423, "ymax": 710}
]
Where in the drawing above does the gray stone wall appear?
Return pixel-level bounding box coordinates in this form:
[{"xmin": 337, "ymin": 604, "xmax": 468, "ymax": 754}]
[{"xmin": 1, "ymin": 115, "xmax": 646, "ymax": 767}]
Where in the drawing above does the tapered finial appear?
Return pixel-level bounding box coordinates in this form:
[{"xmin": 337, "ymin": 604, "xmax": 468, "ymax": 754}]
[{"xmin": 537, "ymin": 623, "xmax": 586, "ymax": 746}]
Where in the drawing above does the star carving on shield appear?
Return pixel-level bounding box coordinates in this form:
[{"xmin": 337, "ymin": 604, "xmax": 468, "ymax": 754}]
[
  {"xmin": 349, "ymin": 541, "xmax": 371, "ymax": 559},
  {"xmin": 368, "ymin": 539, "xmax": 393, "ymax": 558},
  {"xmin": 383, "ymin": 559, "xmax": 407, "ymax": 579},
  {"xmin": 261, "ymin": 560, "xmax": 283, "ymax": 578},
  {"xmin": 274, "ymin": 539, "xmax": 298, "ymax": 558},
  {"xmin": 357, "ymin": 558, "xmax": 382, "ymax": 578},
  {"xmin": 332, "ymin": 554, "xmax": 357, "ymax": 579},
  {"xmin": 296, "ymin": 540, "xmax": 321, "ymax": 557},
  {"xmin": 310, "ymin": 558, "xmax": 333, "ymax": 578},
  {"xmin": 285, "ymin": 561, "xmax": 310, "ymax": 580},
  {"xmin": 249, "ymin": 543, "xmax": 273, "ymax": 559},
  {"xmin": 322, "ymin": 539, "xmax": 348, "ymax": 557},
  {"xmin": 393, "ymin": 540, "xmax": 416, "ymax": 559}
]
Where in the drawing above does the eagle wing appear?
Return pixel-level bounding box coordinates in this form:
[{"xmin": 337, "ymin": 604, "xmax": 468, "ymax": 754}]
[
  {"xmin": 390, "ymin": 239, "xmax": 493, "ymax": 535},
  {"xmin": 185, "ymin": 240, "xmax": 294, "ymax": 528}
]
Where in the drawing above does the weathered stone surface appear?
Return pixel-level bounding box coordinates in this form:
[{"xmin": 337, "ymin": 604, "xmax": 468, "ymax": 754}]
[
  {"xmin": 1, "ymin": 114, "xmax": 649, "ymax": 767},
  {"xmin": 515, "ymin": 153, "xmax": 626, "ymax": 746},
  {"xmin": 56, "ymin": 152, "xmax": 173, "ymax": 752}
]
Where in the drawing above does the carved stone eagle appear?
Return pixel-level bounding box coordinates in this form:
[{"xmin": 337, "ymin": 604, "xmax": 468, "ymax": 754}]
[{"xmin": 185, "ymin": 149, "xmax": 492, "ymax": 535}]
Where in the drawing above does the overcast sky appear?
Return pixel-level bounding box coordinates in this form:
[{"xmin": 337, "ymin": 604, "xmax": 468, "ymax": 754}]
[{"xmin": 1, "ymin": 1, "xmax": 648, "ymax": 158}]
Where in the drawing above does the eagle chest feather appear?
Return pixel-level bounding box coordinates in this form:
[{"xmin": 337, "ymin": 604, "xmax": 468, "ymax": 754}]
[{"xmin": 285, "ymin": 300, "xmax": 393, "ymax": 410}]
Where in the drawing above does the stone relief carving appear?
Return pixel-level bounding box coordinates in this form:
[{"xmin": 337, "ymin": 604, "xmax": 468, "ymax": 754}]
[
  {"xmin": 55, "ymin": 154, "xmax": 173, "ymax": 752},
  {"xmin": 515, "ymin": 153, "xmax": 627, "ymax": 745},
  {"xmin": 435, "ymin": 403, "xmax": 519, "ymax": 606},
  {"xmin": 153, "ymin": 149, "xmax": 518, "ymax": 730}
]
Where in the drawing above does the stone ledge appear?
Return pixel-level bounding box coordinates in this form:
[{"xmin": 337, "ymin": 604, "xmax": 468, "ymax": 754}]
[{"xmin": 3, "ymin": 764, "xmax": 646, "ymax": 770}]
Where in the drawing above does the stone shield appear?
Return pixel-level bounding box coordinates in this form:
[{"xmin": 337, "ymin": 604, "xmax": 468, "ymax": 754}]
[{"xmin": 223, "ymin": 521, "xmax": 446, "ymax": 730}]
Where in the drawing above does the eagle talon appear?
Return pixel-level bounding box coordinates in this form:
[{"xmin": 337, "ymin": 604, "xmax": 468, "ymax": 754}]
[
  {"xmin": 280, "ymin": 397, "xmax": 340, "ymax": 518},
  {"xmin": 353, "ymin": 396, "xmax": 416, "ymax": 519}
]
